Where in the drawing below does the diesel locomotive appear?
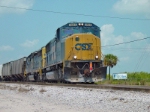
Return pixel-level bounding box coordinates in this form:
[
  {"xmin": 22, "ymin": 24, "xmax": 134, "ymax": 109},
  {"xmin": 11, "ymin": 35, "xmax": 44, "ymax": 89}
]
[{"xmin": 1, "ymin": 22, "xmax": 107, "ymax": 83}]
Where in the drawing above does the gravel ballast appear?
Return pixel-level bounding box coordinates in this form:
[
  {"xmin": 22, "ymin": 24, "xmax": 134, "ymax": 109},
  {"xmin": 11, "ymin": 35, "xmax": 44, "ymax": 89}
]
[{"xmin": 0, "ymin": 83, "xmax": 150, "ymax": 112}]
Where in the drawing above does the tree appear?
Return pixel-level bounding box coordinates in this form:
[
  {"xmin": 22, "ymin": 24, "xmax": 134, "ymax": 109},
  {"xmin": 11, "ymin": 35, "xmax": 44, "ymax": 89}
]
[{"xmin": 104, "ymin": 54, "xmax": 118, "ymax": 80}]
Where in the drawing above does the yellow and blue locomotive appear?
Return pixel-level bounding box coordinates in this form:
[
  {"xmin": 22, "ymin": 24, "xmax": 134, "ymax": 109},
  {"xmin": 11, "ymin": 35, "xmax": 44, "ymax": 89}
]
[{"xmin": 2, "ymin": 22, "xmax": 107, "ymax": 83}]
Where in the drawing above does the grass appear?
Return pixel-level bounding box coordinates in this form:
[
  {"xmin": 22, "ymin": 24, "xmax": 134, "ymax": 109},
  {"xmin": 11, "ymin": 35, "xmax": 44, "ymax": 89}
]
[{"xmin": 96, "ymin": 72, "xmax": 150, "ymax": 86}]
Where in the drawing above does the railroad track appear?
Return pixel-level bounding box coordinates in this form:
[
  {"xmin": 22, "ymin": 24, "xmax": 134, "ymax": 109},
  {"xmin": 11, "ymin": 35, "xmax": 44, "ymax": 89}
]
[
  {"xmin": 0, "ymin": 81, "xmax": 95, "ymax": 88},
  {"xmin": 1, "ymin": 81, "xmax": 150, "ymax": 92}
]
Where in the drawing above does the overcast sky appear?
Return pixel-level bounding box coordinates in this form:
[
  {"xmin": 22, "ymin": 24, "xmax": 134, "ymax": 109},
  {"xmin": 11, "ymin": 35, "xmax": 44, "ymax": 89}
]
[{"xmin": 0, "ymin": 0, "xmax": 150, "ymax": 74}]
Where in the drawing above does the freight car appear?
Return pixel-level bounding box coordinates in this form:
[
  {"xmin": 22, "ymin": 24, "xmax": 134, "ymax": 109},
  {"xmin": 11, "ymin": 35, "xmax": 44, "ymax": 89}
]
[
  {"xmin": 2, "ymin": 62, "xmax": 11, "ymax": 81},
  {"xmin": 2, "ymin": 57, "xmax": 26, "ymax": 81},
  {"xmin": 2, "ymin": 22, "xmax": 107, "ymax": 83}
]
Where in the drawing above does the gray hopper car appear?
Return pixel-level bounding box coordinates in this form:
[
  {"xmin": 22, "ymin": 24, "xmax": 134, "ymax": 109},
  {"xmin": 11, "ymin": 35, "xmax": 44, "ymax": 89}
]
[{"xmin": 2, "ymin": 57, "xmax": 26, "ymax": 81}]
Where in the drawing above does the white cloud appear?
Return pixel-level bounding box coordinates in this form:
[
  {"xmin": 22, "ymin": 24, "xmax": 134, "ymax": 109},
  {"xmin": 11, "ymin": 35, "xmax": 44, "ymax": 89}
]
[
  {"xmin": 101, "ymin": 24, "xmax": 148, "ymax": 68},
  {"xmin": 131, "ymin": 32, "xmax": 146, "ymax": 39},
  {"xmin": 101, "ymin": 24, "xmax": 149, "ymax": 73},
  {"xmin": 145, "ymin": 44, "xmax": 150, "ymax": 52},
  {"xmin": 101, "ymin": 24, "xmax": 114, "ymax": 34},
  {"xmin": 101, "ymin": 24, "xmax": 125, "ymax": 46},
  {"xmin": 0, "ymin": 0, "xmax": 34, "ymax": 14},
  {"xmin": 101, "ymin": 24, "xmax": 115, "ymax": 46},
  {"xmin": 21, "ymin": 39, "xmax": 39, "ymax": 48},
  {"xmin": 101, "ymin": 24, "xmax": 147, "ymax": 46},
  {"xmin": 0, "ymin": 45, "xmax": 14, "ymax": 51},
  {"xmin": 113, "ymin": 0, "xmax": 150, "ymax": 16},
  {"xmin": 119, "ymin": 57, "xmax": 129, "ymax": 62}
]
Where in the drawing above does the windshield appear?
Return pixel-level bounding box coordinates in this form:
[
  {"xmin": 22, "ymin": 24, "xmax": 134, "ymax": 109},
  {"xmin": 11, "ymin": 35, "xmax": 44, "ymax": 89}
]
[
  {"xmin": 61, "ymin": 27, "xmax": 100, "ymax": 38},
  {"xmin": 82, "ymin": 27, "xmax": 100, "ymax": 37}
]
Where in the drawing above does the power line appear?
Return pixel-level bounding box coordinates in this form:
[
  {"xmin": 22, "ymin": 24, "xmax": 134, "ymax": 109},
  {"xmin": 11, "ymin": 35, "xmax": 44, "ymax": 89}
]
[
  {"xmin": 102, "ymin": 37, "xmax": 150, "ymax": 47},
  {"xmin": 0, "ymin": 5, "xmax": 150, "ymax": 21},
  {"xmin": 133, "ymin": 50, "xmax": 147, "ymax": 72},
  {"xmin": 103, "ymin": 47, "xmax": 150, "ymax": 49},
  {"xmin": 102, "ymin": 49, "xmax": 149, "ymax": 52},
  {"xmin": 139, "ymin": 51, "xmax": 150, "ymax": 71},
  {"xmin": 102, "ymin": 48, "xmax": 150, "ymax": 52},
  {"xmin": 141, "ymin": 51, "xmax": 150, "ymax": 71}
]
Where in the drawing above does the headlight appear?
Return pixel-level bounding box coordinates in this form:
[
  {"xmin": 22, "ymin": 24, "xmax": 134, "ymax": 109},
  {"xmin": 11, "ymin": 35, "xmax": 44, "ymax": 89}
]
[
  {"xmin": 74, "ymin": 56, "xmax": 77, "ymax": 59},
  {"xmin": 78, "ymin": 23, "xmax": 84, "ymax": 26},
  {"xmin": 95, "ymin": 56, "xmax": 98, "ymax": 59}
]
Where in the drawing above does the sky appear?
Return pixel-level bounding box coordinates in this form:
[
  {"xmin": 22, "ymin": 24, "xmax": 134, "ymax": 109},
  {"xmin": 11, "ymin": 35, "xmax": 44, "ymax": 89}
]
[{"xmin": 0, "ymin": 0, "xmax": 150, "ymax": 74}]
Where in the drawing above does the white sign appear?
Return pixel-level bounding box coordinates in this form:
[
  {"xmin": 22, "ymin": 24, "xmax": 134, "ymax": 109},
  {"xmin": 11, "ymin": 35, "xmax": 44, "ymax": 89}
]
[{"xmin": 113, "ymin": 73, "xmax": 127, "ymax": 79}]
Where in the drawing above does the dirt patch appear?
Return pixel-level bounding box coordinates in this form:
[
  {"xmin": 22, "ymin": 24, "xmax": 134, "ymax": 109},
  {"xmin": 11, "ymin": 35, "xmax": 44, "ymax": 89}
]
[
  {"xmin": 111, "ymin": 98, "xmax": 118, "ymax": 101},
  {"xmin": 0, "ymin": 84, "xmax": 17, "ymax": 90},
  {"xmin": 25, "ymin": 85, "xmax": 30, "ymax": 87},
  {"xmin": 18, "ymin": 87, "xmax": 30, "ymax": 93},
  {"xmin": 39, "ymin": 88, "xmax": 47, "ymax": 93},
  {"xmin": 29, "ymin": 87, "xmax": 35, "ymax": 91},
  {"xmin": 9, "ymin": 87, "xmax": 17, "ymax": 90}
]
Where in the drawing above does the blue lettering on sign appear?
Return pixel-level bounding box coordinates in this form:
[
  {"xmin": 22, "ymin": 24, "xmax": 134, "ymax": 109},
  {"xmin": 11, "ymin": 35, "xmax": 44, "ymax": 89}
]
[{"xmin": 75, "ymin": 43, "xmax": 92, "ymax": 50}]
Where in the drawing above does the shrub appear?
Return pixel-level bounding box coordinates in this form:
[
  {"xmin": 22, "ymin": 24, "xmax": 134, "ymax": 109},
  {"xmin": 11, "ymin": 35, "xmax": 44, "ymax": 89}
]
[{"xmin": 98, "ymin": 72, "xmax": 150, "ymax": 86}]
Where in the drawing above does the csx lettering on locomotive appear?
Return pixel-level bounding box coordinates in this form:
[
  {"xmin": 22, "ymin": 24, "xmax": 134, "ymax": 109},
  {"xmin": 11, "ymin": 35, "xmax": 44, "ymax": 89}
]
[{"xmin": 75, "ymin": 43, "xmax": 93, "ymax": 50}]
